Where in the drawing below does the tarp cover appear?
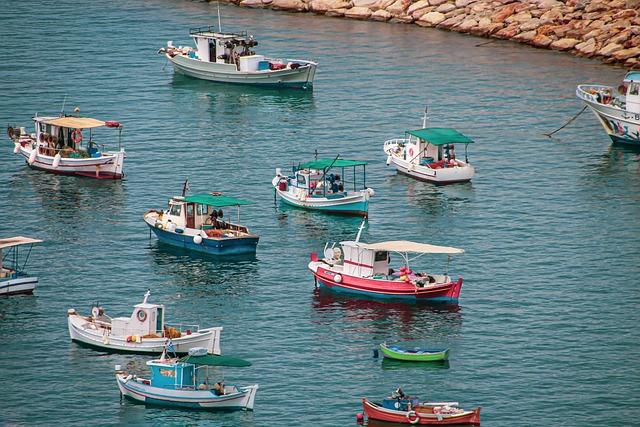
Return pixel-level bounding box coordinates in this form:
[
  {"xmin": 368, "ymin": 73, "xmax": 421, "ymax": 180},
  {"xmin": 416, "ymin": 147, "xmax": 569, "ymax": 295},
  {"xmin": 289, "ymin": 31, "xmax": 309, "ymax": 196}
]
[
  {"xmin": 406, "ymin": 128, "xmax": 474, "ymax": 146},
  {"xmin": 351, "ymin": 240, "xmax": 464, "ymax": 254},
  {"xmin": 0, "ymin": 236, "xmax": 43, "ymax": 250},
  {"xmin": 183, "ymin": 194, "xmax": 253, "ymax": 207},
  {"xmin": 179, "ymin": 354, "xmax": 252, "ymax": 367},
  {"xmin": 299, "ymin": 158, "xmax": 368, "ymax": 169},
  {"xmin": 41, "ymin": 117, "xmax": 106, "ymax": 129}
]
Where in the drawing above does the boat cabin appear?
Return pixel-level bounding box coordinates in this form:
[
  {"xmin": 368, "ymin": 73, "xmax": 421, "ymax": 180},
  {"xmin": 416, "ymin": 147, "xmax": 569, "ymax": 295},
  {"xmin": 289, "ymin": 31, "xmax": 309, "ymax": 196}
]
[
  {"xmin": 0, "ymin": 236, "xmax": 42, "ymax": 280},
  {"xmin": 30, "ymin": 115, "xmax": 122, "ymax": 158},
  {"xmin": 162, "ymin": 193, "xmax": 252, "ymax": 234},
  {"xmin": 109, "ymin": 291, "xmax": 166, "ymax": 338},
  {"xmin": 621, "ymin": 71, "xmax": 640, "ymax": 114},
  {"xmin": 148, "ymin": 360, "xmax": 195, "ymax": 389},
  {"xmin": 403, "ymin": 128, "xmax": 474, "ymax": 166},
  {"xmin": 339, "ymin": 241, "xmax": 390, "ymax": 277},
  {"xmin": 187, "ymin": 26, "xmax": 266, "ymax": 71},
  {"xmin": 283, "ymin": 158, "xmax": 369, "ymax": 198}
]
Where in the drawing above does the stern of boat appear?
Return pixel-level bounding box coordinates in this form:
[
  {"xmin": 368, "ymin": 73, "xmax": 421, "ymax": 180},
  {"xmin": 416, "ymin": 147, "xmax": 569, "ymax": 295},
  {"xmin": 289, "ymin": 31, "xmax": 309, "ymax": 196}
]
[
  {"xmin": 198, "ymin": 326, "xmax": 223, "ymax": 355},
  {"xmin": 241, "ymin": 384, "xmax": 259, "ymax": 411}
]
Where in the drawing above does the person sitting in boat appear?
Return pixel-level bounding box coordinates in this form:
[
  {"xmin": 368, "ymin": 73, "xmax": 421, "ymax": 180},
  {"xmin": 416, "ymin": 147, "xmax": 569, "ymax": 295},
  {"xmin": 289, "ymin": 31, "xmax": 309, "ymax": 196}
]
[
  {"xmin": 391, "ymin": 387, "xmax": 405, "ymax": 399},
  {"xmin": 213, "ymin": 382, "xmax": 225, "ymax": 396}
]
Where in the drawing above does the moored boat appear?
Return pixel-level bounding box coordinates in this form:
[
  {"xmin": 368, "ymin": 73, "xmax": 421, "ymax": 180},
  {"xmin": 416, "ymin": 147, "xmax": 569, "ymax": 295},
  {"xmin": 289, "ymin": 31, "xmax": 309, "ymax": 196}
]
[
  {"xmin": 577, "ymin": 71, "xmax": 640, "ymax": 146},
  {"xmin": 362, "ymin": 388, "xmax": 480, "ymax": 425},
  {"xmin": 68, "ymin": 290, "xmax": 222, "ymax": 354},
  {"xmin": 116, "ymin": 347, "xmax": 258, "ymax": 411},
  {"xmin": 7, "ymin": 114, "xmax": 125, "ymax": 179},
  {"xmin": 272, "ymin": 157, "xmax": 374, "ymax": 216},
  {"xmin": 379, "ymin": 343, "xmax": 449, "ymax": 362},
  {"xmin": 384, "ymin": 108, "xmax": 475, "ymax": 185},
  {"xmin": 159, "ymin": 25, "xmax": 317, "ymax": 89},
  {"xmin": 144, "ymin": 188, "xmax": 259, "ymax": 256},
  {"xmin": 0, "ymin": 236, "xmax": 42, "ymax": 296},
  {"xmin": 308, "ymin": 225, "xmax": 465, "ymax": 303}
]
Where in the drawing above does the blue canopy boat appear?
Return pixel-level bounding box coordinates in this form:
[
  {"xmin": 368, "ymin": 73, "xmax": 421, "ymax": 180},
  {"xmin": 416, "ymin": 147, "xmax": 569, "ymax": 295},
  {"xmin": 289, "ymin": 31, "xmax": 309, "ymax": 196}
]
[
  {"xmin": 272, "ymin": 156, "xmax": 374, "ymax": 216},
  {"xmin": 116, "ymin": 347, "xmax": 258, "ymax": 411},
  {"xmin": 0, "ymin": 236, "xmax": 42, "ymax": 296},
  {"xmin": 144, "ymin": 191, "xmax": 258, "ymax": 256}
]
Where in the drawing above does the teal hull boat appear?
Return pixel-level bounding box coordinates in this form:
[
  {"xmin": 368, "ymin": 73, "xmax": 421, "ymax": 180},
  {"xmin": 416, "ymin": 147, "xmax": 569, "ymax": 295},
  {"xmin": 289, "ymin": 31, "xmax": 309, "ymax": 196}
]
[{"xmin": 379, "ymin": 343, "xmax": 449, "ymax": 362}]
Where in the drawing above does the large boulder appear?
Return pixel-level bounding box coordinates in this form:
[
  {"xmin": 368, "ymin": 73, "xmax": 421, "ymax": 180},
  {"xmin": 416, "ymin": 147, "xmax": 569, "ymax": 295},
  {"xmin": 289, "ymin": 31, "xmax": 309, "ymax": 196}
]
[
  {"xmin": 514, "ymin": 29, "xmax": 537, "ymax": 41},
  {"xmin": 419, "ymin": 11, "xmax": 447, "ymax": 25},
  {"xmin": 505, "ymin": 11, "xmax": 532, "ymax": 24},
  {"xmin": 352, "ymin": 0, "xmax": 378, "ymax": 7},
  {"xmin": 531, "ymin": 33, "xmax": 553, "ymax": 46},
  {"xmin": 519, "ymin": 18, "xmax": 542, "ymax": 32},
  {"xmin": 240, "ymin": 0, "xmax": 268, "ymax": 7},
  {"xmin": 455, "ymin": 0, "xmax": 475, "ymax": 6},
  {"xmin": 458, "ymin": 18, "xmax": 478, "ymax": 31},
  {"xmin": 270, "ymin": 0, "xmax": 307, "ymax": 10},
  {"xmin": 429, "ymin": 0, "xmax": 450, "ymax": 6},
  {"xmin": 345, "ymin": 6, "xmax": 373, "ymax": 18},
  {"xmin": 438, "ymin": 14, "xmax": 466, "ymax": 29},
  {"xmin": 550, "ymin": 37, "xmax": 579, "ymax": 50},
  {"xmin": 612, "ymin": 46, "xmax": 640, "ymax": 60},
  {"xmin": 407, "ymin": 0, "xmax": 430, "ymax": 15},
  {"xmin": 597, "ymin": 42, "xmax": 623, "ymax": 56},
  {"xmin": 309, "ymin": 0, "xmax": 352, "ymax": 12},
  {"xmin": 584, "ymin": 1, "xmax": 608, "ymax": 12},
  {"xmin": 537, "ymin": 0, "xmax": 562, "ymax": 8},
  {"xmin": 386, "ymin": 0, "xmax": 409, "ymax": 14},
  {"xmin": 575, "ymin": 38, "xmax": 598, "ymax": 55},
  {"xmin": 540, "ymin": 8, "xmax": 563, "ymax": 23},
  {"xmin": 491, "ymin": 4, "xmax": 517, "ymax": 23},
  {"xmin": 371, "ymin": 9, "xmax": 393, "ymax": 20},
  {"xmin": 326, "ymin": 7, "xmax": 348, "ymax": 15},
  {"xmin": 494, "ymin": 23, "xmax": 520, "ymax": 38},
  {"xmin": 435, "ymin": 3, "xmax": 456, "ymax": 13}
]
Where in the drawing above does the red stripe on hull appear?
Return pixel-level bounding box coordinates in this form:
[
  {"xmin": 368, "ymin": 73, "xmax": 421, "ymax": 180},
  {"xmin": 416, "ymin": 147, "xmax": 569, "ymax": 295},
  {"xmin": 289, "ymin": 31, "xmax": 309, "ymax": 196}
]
[
  {"xmin": 363, "ymin": 399, "xmax": 481, "ymax": 425},
  {"xmin": 313, "ymin": 267, "xmax": 462, "ymax": 300}
]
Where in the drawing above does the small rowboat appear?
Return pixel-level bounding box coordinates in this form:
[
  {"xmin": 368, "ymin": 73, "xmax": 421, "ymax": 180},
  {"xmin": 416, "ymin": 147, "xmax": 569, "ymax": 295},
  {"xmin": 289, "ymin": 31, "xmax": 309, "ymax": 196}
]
[
  {"xmin": 380, "ymin": 343, "xmax": 449, "ymax": 362},
  {"xmin": 362, "ymin": 395, "xmax": 481, "ymax": 425}
]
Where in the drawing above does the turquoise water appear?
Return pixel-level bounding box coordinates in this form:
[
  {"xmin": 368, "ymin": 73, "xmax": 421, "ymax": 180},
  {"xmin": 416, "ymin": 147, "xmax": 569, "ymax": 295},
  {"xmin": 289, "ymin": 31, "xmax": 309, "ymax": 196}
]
[{"xmin": 2, "ymin": 0, "xmax": 640, "ymax": 425}]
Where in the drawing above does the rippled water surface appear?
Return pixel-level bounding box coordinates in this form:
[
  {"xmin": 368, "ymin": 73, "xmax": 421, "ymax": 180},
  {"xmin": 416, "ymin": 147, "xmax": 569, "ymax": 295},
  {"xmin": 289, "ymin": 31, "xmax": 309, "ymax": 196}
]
[{"xmin": 2, "ymin": 0, "xmax": 640, "ymax": 425}]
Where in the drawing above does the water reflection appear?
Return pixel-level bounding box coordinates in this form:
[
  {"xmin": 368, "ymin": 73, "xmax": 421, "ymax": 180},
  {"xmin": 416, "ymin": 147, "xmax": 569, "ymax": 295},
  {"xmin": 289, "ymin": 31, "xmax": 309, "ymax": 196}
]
[
  {"xmin": 276, "ymin": 203, "xmax": 364, "ymax": 242},
  {"xmin": 380, "ymin": 358, "xmax": 450, "ymax": 371},
  {"xmin": 596, "ymin": 144, "xmax": 640, "ymax": 176}
]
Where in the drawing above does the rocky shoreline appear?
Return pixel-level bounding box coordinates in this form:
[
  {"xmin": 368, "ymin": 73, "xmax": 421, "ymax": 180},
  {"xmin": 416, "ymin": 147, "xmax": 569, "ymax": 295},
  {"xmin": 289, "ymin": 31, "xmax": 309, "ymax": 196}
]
[{"xmin": 216, "ymin": 0, "xmax": 640, "ymax": 67}]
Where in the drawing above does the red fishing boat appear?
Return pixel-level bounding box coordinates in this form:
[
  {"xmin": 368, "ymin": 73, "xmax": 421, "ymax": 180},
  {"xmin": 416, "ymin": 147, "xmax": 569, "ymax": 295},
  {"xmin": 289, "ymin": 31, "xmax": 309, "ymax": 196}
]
[
  {"xmin": 308, "ymin": 225, "xmax": 465, "ymax": 303},
  {"xmin": 362, "ymin": 390, "xmax": 480, "ymax": 425}
]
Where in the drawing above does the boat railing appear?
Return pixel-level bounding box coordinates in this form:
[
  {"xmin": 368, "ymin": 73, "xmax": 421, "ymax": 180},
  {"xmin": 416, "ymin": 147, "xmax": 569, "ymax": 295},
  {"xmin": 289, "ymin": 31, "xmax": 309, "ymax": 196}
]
[
  {"xmin": 384, "ymin": 138, "xmax": 408, "ymax": 148},
  {"xmin": 189, "ymin": 26, "xmax": 248, "ymax": 39},
  {"xmin": 165, "ymin": 322, "xmax": 200, "ymax": 334}
]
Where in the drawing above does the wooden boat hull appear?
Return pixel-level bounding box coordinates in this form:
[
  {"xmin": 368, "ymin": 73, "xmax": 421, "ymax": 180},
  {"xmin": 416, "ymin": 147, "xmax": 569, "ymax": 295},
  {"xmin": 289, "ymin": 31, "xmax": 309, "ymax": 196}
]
[
  {"xmin": 0, "ymin": 276, "xmax": 37, "ymax": 296},
  {"xmin": 67, "ymin": 313, "xmax": 222, "ymax": 354},
  {"xmin": 116, "ymin": 374, "xmax": 258, "ymax": 411},
  {"xmin": 380, "ymin": 344, "xmax": 449, "ymax": 362},
  {"xmin": 362, "ymin": 399, "xmax": 480, "ymax": 425},
  {"xmin": 15, "ymin": 141, "xmax": 125, "ymax": 179},
  {"xmin": 577, "ymin": 85, "xmax": 640, "ymax": 146},
  {"xmin": 309, "ymin": 263, "xmax": 462, "ymax": 303},
  {"xmin": 167, "ymin": 54, "xmax": 316, "ymax": 89},
  {"xmin": 145, "ymin": 217, "xmax": 258, "ymax": 256}
]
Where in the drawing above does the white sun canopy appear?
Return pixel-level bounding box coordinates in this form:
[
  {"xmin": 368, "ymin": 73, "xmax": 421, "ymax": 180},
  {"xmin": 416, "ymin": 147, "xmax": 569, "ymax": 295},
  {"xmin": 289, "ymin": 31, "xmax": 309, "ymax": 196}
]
[
  {"xmin": 0, "ymin": 236, "xmax": 43, "ymax": 250},
  {"xmin": 351, "ymin": 240, "xmax": 464, "ymax": 254}
]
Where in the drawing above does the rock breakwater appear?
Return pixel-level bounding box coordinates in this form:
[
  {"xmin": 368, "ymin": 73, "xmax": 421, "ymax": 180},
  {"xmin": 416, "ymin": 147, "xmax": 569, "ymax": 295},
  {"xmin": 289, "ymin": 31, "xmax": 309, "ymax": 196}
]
[{"xmin": 219, "ymin": 0, "xmax": 640, "ymax": 67}]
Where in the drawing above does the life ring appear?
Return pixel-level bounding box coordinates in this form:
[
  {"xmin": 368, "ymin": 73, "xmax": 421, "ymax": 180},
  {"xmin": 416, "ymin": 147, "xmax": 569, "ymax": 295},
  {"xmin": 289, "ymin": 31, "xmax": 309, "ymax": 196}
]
[
  {"xmin": 406, "ymin": 410, "xmax": 420, "ymax": 424},
  {"xmin": 333, "ymin": 274, "xmax": 342, "ymax": 283},
  {"xmin": 71, "ymin": 129, "xmax": 83, "ymax": 144},
  {"xmin": 7, "ymin": 126, "xmax": 15, "ymax": 139},
  {"xmin": 409, "ymin": 148, "xmax": 414, "ymax": 157},
  {"xmin": 136, "ymin": 310, "xmax": 147, "ymax": 322}
]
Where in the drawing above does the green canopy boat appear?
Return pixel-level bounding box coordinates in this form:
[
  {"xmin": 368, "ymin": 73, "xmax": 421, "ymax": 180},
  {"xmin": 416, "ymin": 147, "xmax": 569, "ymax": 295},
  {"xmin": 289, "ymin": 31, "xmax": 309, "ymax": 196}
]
[{"xmin": 379, "ymin": 343, "xmax": 450, "ymax": 362}]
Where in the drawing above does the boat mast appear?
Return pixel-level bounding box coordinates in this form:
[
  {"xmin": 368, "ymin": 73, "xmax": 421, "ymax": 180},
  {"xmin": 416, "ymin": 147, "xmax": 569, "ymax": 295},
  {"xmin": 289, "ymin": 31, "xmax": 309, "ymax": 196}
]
[
  {"xmin": 355, "ymin": 219, "xmax": 366, "ymax": 243},
  {"xmin": 423, "ymin": 105, "xmax": 428, "ymax": 128},
  {"xmin": 217, "ymin": 1, "xmax": 222, "ymax": 33}
]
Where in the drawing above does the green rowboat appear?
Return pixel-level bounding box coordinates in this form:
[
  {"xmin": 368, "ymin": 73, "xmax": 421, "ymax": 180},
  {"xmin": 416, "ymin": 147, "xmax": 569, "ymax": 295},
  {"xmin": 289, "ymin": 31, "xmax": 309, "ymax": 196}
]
[{"xmin": 379, "ymin": 343, "xmax": 449, "ymax": 362}]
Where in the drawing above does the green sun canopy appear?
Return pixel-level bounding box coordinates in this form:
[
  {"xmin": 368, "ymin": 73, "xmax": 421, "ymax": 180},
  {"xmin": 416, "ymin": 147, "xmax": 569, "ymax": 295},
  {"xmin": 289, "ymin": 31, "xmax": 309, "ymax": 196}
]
[
  {"xmin": 179, "ymin": 354, "xmax": 252, "ymax": 367},
  {"xmin": 406, "ymin": 128, "xmax": 475, "ymax": 146},
  {"xmin": 183, "ymin": 194, "xmax": 253, "ymax": 207},
  {"xmin": 299, "ymin": 158, "xmax": 368, "ymax": 170}
]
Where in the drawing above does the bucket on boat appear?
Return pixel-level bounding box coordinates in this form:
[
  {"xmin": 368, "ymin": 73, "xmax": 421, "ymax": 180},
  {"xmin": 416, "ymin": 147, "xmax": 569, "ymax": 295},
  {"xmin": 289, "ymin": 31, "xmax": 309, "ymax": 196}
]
[{"xmin": 278, "ymin": 180, "xmax": 287, "ymax": 191}]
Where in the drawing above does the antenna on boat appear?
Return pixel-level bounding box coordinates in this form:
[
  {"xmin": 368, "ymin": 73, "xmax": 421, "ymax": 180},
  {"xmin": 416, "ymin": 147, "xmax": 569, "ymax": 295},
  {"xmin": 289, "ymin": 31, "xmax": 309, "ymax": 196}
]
[
  {"xmin": 60, "ymin": 94, "xmax": 68, "ymax": 117},
  {"xmin": 422, "ymin": 104, "xmax": 428, "ymax": 128},
  {"xmin": 355, "ymin": 219, "xmax": 367, "ymax": 243},
  {"xmin": 182, "ymin": 178, "xmax": 190, "ymax": 197},
  {"xmin": 217, "ymin": 1, "xmax": 222, "ymax": 33}
]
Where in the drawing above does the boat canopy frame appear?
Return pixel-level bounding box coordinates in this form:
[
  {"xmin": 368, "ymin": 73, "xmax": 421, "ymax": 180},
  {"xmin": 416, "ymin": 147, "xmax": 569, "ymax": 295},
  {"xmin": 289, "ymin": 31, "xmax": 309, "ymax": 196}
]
[
  {"xmin": 404, "ymin": 127, "xmax": 474, "ymax": 164},
  {"xmin": 295, "ymin": 156, "xmax": 369, "ymax": 197},
  {"xmin": 181, "ymin": 193, "xmax": 253, "ymax": 226},
  {"xmin": 36, "ymin": 115, "xmax": 124, "ymax": 152},
  {"xmin": 0, "ymin": 236, "xmax": 42, "ymax": 274}
]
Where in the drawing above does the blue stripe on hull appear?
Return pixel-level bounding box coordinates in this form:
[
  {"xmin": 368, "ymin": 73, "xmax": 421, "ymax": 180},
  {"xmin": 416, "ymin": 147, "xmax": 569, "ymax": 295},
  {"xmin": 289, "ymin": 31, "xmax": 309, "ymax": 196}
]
[
  {"xmin": 280, "ymin": 198, "xmax": 368, "ymax": 216},
  {"xmin": 610, "ymin": 135, "xmax": 640, "ymax": 146},
  {"xmin": 148, "ymin": 224, "xmax": 258, "ymax": 255},
  {"xmin": 317, "ymin": 279, "xmax": 458, "ymax": 304}
]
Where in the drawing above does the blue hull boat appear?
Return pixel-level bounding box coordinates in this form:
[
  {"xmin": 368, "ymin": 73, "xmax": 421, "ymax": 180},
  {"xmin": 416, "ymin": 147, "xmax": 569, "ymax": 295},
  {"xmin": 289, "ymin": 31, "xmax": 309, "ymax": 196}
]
[{"xmin": 147, "ymin": 223, "xmax": 258, "ymax": 256}]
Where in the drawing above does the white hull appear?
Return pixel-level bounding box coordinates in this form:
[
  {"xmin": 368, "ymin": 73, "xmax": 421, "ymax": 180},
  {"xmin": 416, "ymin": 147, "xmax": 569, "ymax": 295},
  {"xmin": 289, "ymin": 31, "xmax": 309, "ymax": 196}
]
[
  {"xmin": 16, "ymin": 141, "xmax": 125, "ymax": 179},
  {"xmin": 576, "ymin": 85, "xmax": 640, "ymax": 145},
  {"xmin": 116, "ymin": 374, "xmax": 258, "ymax": 410},
  {"xmin": 68, "ymin": 313, "xmax": 222, "ymax": 354},
  {"xmin": 168, "ymin": 54, "xmax": 316, "ymax": 88},
  {"xmin": 0, "ymin": 276, "xmax": 37, "ymax": 296},
  {"xmin": 384, "ymin": 141, "xmax": 474, "ymax": 185}
]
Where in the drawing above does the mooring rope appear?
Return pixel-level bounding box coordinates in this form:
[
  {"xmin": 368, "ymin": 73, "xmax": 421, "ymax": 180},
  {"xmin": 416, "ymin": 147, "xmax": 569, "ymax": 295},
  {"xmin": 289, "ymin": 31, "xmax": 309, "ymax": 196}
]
[{"xmin": 544, "ymin": 106, "xmax": 588, "ymax": 137}]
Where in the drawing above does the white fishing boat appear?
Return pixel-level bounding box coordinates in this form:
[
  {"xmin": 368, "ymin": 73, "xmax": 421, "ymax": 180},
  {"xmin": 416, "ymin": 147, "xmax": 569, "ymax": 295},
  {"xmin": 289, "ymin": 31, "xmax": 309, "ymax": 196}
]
[
  {"xmin": 577, "ymin": 71, "xmax": 640, "ymax": 146},
  {"xmin": 67, "ymin": 290, "xmax": 222, "ymax": 354},
  {"xmin": 0, "ymin": 236, "xmax": 42, "ymax": 296},
  {"xmin": 384, "ymin": 109, "xmax": 475, "ymax": 185},
  {"xmin": 7, "ymin": 114, "xmax": 125, "ymax": 179},
  {"xmin": 159, "ymin": 25, "xmax": 316, "ymax": 89},
  {"xmin": 116, "ymin": 346, "xmax": 258, "ymax": 411},
  {"xmin": 272, "ymin": 157, "xmax": 374, "ymax": 216}
]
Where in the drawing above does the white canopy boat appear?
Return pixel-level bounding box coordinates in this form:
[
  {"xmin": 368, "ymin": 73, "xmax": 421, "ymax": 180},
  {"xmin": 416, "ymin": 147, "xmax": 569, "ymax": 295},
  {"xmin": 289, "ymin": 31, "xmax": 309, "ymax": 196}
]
[
  {"xmin": 384, "ymin": 109, "xmax": 475, "ymax": 185},
  {"xmin": 577, "ymin": 71, "xmax": 640, "ymax": 146},
  {"xmin": 7, "ymin": 114, "xmax": 125, "ymax": 179},
  {"xmin": 67, "ymin": 290, "xmax": 222, "ymax": 354},
  {"xmin": 0, "ymin": 236, "xmax": 42, "ymax": 296},
  {"xmin": 159, "ymin": 26, "xmax": 317, "ymax": 89}
]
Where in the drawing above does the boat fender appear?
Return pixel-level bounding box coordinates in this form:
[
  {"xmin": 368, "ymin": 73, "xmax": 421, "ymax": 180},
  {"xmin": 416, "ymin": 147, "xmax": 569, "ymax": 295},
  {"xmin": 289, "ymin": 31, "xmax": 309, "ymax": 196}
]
[
  {"xmin": 193, "ymin": 235, "xmax": 203, "ymax": 244},
  {"xmin": 136, "ymin": 310, "xmax": 147, "ymax": 322},
  {"xmin": 365, "ymin": 187, "xmax": 375, "ymax": 197},
  {"xmin": 28, "ymin": 148, "xmax": 37, "ymax": 165},
  {"xmin": 71, "ymin": 129, "xmax": 83, "ymax": 144},
  {"xmin": 52, "ymin": 153, "xmax": 61, "ymax": 168},
  {"xmin": 333, "ymin": 274, "xmax": 342, "ymax": 283},
  {"xmin": 386, "ymin": 155, "xmax": 392, "ymax": 166},
  {"xmin": 406, "ymin": 410, "xmax": 420, "ymax": 424},
  {"xmin": 155, "ymin": 222, "xmax": 163, "ymax": 230},
  {"xmin": 13, "ymin": 142, "xmax": 20, "ymax": 154},
  {"xmin": 409, "ymin": 148, "xmax": 414, "ymax": 157}
]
